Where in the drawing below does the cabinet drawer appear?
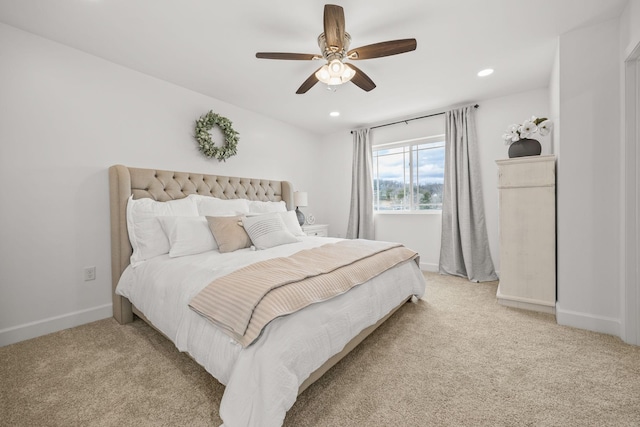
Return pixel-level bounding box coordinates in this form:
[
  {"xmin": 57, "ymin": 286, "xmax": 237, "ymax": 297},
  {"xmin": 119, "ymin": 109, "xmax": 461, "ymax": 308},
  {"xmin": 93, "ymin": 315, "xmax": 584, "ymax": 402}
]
[
  {"xmin": 302, "ymin": 224, "xmax": 329, "ymax": 237},
  {"xmin": 496, "ymin": 155, "xmax": 555, "ymax": 188}
]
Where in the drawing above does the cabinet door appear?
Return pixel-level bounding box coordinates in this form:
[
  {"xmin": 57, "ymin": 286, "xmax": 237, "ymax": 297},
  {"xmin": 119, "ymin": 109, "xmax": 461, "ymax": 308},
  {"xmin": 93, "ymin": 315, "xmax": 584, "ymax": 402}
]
[{"xmin": 499, "ymin": 185, "xmax": 555, "ymax": 305}]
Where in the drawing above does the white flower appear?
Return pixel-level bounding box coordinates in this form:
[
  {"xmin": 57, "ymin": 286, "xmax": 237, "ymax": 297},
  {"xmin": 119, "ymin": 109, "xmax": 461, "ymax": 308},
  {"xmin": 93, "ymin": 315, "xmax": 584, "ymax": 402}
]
[
  {"xmin": 502, "ymin": 124, "xmax": 520, "ymax": 144},
  {"xmin": 518, "ymin": 120, "xmax": 538, "ymax": 139},
  {"xmin": 538, "ymin": 119, "xmax": 553, "ymax": 136}
]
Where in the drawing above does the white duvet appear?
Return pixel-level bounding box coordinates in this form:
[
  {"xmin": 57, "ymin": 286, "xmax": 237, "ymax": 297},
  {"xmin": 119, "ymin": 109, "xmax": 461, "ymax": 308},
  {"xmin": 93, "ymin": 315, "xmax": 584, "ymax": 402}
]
[{"xmin": 116, "ymin": 236, "xmax": 426, "ymax": 427}]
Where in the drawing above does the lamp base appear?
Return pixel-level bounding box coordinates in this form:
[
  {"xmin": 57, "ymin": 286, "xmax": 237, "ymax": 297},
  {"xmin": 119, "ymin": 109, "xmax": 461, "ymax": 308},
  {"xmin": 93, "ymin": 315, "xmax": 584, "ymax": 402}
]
[{"xmin": 295, "ymin": 208, "xmax": 305, "ymax": 226}]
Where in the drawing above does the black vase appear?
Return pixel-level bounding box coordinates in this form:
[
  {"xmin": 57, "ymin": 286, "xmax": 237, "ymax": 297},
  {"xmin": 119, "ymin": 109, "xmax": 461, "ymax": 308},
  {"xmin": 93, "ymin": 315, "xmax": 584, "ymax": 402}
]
[{"xmin": 508, "ymin": 138, "xmax": 541, "ymax": 158}]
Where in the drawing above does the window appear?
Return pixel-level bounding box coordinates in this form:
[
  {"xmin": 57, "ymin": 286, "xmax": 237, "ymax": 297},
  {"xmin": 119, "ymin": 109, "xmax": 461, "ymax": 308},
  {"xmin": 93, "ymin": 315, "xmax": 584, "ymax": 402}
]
[{"xmin": 372, "ymin": 136, "xmax": 445, "ymax": 211}]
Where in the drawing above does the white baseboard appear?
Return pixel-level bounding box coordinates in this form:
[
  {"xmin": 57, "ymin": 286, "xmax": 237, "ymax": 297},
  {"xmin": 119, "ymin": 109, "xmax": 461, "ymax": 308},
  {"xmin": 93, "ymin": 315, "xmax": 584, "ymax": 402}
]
[
  {"xmin": 555, "ymin": 303, "xmax": 621, "ymax": 337},
  {"xmin": 420, "ymin": 262, "xmax": 439, "ymax": 272},
  {"xmin": 0, "ymin": 303, "xmax": 113, "ymax": 347}
]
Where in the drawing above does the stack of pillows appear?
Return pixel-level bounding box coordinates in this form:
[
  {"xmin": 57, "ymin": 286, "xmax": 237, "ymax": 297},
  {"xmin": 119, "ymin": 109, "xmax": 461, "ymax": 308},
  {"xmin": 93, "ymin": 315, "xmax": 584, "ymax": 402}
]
[{"xmin": 126, "ymin": 194, "xmax": 306, "ymax": 266}]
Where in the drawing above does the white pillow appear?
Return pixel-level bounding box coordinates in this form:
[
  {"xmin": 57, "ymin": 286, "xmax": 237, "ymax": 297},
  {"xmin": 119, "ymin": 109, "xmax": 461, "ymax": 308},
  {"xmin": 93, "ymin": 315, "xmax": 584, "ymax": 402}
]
[
  {"xmin": 126, "ymin": 196, "xmax": 199, "ymax": 265},
  {"xmin": 278, "ymin": 210, "xmax": 306, "ymax": 236},
  {"xmin": 245, "ymin": 211, "xmax": 304, "ymax": 236},
  {"xmin": 247, "ymin": 200, "xmax": 287, "ymax": 214},
  {"xmin": 241, "ymin": 213, "xmax": 300, "ymax": 250},
  {"xmin": 191, "ymin": 194, "xmax": 250, "ymax": 216},
  {"xmin": 157, "ymin": 216, "xmax": 217, "ymax": 257}
]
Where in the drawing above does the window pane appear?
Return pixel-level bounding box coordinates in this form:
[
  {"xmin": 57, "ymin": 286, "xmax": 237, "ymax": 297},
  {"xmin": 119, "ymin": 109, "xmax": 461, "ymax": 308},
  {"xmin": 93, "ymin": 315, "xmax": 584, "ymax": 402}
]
[
  {"xmin": 415, "ymin": 145, "xmax": 444, "ymax": 210},
  {"xmin": 373, "ymin": 146, "xmax": 409, "ymax": 211},
  {"xmin": 373, "ymin": 139, "xmax": 444, "ymax": 211}
]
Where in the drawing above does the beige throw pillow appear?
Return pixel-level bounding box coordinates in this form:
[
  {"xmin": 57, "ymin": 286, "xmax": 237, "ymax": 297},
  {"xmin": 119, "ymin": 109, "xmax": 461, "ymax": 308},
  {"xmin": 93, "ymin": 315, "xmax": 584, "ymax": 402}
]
[{"xmin": 206, "ymin": 215, "xmax": 252, "ymax": 253}]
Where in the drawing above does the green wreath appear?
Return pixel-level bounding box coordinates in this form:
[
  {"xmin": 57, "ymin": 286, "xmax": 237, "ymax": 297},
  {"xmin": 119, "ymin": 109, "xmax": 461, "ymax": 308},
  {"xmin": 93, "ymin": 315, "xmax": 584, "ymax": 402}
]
[{"xmin": 194, "ymin": 111, "xmax": 239, "ymax": 161}]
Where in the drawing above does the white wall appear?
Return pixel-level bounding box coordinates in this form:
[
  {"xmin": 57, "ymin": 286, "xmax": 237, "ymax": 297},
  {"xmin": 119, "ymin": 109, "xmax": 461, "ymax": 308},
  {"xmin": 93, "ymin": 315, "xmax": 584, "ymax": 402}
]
[
  {"xmin": 619, "ymin": 0, "xmax": 640, "ymax": 345},
  {"xmin": 621, "ymin": 0, "xmax": 640, "ymax": 58},
  {"xmin": 316, "ymin": 131, "xmax": 352, "ymax": 238},
  {"xmin": 555, "ymin": 17, "xmax": 622, "ymax": 336},
  {"xmin": 0, "ymin": 24, "xmax": 323, "ymax": 346},
  {"xmin": 318, "ymin": 88, "xmax": 550, "ymax": 273},
  {"xmin": 550, "ymin": 44, "xmax": 561, "ymax": 158}
]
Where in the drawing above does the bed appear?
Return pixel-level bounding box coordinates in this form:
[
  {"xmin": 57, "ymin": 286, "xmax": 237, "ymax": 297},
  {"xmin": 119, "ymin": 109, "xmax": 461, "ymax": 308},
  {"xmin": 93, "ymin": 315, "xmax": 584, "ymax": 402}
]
[{"xmin": 109, "ymin": 165, "xmax": 426, "ymax": 427}]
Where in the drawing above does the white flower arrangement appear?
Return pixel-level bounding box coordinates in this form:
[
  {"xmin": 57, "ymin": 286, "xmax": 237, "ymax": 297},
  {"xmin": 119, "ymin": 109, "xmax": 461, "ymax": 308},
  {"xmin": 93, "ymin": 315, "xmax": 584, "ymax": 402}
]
[{"xmin": 502, "ymin": 116, "xmax": 553, "ymax": 145}]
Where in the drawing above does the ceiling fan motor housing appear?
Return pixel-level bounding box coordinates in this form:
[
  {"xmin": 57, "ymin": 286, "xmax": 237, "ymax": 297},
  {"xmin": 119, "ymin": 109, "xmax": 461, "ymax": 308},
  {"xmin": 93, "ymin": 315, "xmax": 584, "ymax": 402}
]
[{"xmin": 317, "ymin": 32, "xmax": 351, "ymax": 62}]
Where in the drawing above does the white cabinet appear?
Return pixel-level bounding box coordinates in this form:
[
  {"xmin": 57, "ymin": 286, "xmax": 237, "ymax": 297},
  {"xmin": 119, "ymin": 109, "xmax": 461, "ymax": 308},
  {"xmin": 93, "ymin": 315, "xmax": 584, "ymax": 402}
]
[
  {"xmin": 301, "ymin": 224, "xmax": 329, "ymax": 237},
  {"xmin": 496, "ymin": 155, "xmax": 556, "ymax": 314}
]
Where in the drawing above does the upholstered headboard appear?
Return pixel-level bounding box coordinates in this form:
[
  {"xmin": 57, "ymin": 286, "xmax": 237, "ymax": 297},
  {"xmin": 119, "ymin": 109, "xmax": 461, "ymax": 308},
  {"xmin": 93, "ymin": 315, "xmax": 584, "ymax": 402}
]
[{"xmin": 108, "ymin": 165, "xmax": 294, "ymax": 324}]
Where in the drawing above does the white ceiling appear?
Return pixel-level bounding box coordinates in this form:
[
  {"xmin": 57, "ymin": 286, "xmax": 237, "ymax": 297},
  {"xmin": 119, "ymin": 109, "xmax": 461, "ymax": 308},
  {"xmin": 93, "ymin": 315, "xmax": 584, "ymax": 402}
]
[{"xmin": 0, "ymin": 0, "xmax": 628, "ymax": 135}]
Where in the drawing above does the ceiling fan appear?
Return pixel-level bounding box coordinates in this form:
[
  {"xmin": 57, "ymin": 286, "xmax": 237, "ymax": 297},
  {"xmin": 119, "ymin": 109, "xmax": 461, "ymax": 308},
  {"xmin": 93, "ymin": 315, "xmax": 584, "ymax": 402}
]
[{"xmin": 255, "ymin": 4, "xmax": 417, "ymax": 94}]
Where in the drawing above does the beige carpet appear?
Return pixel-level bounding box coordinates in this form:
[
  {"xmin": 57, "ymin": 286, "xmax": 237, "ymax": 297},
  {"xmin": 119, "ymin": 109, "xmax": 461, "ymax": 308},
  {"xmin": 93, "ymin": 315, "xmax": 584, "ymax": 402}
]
[{"xmin": 1, "ymin": 272, "xmax": 639, "ymax": 427}]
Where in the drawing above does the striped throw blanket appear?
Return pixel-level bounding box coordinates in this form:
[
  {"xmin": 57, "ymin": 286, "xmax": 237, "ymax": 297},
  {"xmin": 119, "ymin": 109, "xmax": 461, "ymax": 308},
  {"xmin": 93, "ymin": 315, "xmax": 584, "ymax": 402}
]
[{"xmin": 189, "ymin": 239, "xmax": 419, "ymax": 347}]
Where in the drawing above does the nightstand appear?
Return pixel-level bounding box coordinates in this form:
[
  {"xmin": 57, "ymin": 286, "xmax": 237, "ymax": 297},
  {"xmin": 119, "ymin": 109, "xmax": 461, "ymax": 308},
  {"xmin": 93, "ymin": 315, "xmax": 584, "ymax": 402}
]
[{"xmin": 301, "ymin": 224, "xmax": 329, "ymax": 237}]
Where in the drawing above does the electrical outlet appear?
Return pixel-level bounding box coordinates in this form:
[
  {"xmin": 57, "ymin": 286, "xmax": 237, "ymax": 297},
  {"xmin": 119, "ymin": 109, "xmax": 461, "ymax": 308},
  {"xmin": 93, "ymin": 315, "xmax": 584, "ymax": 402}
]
[{"xmin": 84, "ymin": 266, "xmax": 96, "ymax": 281}]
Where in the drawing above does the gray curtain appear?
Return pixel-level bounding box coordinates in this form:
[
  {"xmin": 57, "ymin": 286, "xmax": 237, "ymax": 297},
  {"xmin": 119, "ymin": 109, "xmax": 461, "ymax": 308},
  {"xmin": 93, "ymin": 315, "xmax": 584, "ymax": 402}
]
[
  {"xmin": 346, "ymin": 128, "xmax": 374, "ymax": 239},
  {"xmin": 439, "ymin": 106, "xmax": 498, "ymax": 282}
]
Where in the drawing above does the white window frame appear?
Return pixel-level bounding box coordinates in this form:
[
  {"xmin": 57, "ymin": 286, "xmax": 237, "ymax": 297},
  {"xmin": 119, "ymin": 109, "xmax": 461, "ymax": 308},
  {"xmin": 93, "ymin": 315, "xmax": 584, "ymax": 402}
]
[{"xmin": 372, "ymin": 134, "xmax": 445, "ymax": 214}]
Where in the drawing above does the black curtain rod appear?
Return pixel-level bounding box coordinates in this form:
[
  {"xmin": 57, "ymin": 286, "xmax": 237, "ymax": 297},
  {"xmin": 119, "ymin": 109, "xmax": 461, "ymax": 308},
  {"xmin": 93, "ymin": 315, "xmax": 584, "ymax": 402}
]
[{"xmin": 350, "ymin": 104, "xmax": 479, "ymax": 134}]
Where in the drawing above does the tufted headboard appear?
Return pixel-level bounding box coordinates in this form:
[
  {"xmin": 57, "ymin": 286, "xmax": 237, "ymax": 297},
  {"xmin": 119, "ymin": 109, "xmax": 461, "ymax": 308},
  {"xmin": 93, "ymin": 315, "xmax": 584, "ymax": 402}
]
[{"xmin": 108, "ymin": 165, "xmax": 294, "ymax": 324}]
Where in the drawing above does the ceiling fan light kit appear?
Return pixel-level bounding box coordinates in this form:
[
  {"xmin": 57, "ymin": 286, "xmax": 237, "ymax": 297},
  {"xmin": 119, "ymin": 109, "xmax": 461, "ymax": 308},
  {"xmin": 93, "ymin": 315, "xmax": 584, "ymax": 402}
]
[
  {"xmin": 256, "ymin": 4, "xmax": 417, "ymax": 94},
  {"xmin": 315, "ymin": 60, "xmax": 355, "ymax": 85}
]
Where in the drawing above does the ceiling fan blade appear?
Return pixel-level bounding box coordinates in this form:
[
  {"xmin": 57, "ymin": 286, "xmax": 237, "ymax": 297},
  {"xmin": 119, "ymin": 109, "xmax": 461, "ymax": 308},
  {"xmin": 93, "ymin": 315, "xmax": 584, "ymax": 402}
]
[
  {"xmin": 323, "ymin": 4, "xmax": 346, "ymax": 51},
  {"xmin": 347, "ymin": 39, "xmax": 417, "ymax": 60},
  {"xmin": 256, "ymin": 52, "xmax": 320, "ymax": 60},
  {"xmin": 348, "ymin": 64, "xmax": 376, "ymax": 92},
  {"xmin": 296, "ymin": 67, "xmax": 322, "ymax": 94}
]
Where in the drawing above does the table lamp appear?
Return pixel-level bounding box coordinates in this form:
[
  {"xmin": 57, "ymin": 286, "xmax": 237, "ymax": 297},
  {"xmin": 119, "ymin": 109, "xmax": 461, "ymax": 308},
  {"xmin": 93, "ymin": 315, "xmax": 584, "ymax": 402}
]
[{"xmin": 293, "ymin": 191, "xmax": 308, "ymax": 226}]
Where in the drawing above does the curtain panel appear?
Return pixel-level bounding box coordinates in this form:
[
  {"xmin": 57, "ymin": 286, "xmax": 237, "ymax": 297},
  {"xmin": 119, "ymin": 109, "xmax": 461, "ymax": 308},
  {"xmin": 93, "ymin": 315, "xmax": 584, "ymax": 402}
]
[
  {"xmin": 346, "ymin": 128, "xmax": 374, "ymax": 239},
  {"xmin": 439, "ymin": 106, "xmax": 498, "ymax": 282}
]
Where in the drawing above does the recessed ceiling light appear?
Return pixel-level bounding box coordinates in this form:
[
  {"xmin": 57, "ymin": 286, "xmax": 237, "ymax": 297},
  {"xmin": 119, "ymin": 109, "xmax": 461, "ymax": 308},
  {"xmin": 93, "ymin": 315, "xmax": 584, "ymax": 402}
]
[
  {"xmin": 477, "ymin": 68, "xmax": 494, "ymax": 77},
  {"xmin": 329, "ymin": 111, "xmax": 340, "ymax": 117}
]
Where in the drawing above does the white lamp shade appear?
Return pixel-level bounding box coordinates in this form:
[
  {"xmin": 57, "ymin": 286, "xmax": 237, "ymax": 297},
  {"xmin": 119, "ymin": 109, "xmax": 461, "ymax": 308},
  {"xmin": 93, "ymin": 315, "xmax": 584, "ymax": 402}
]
[
  {"xmin": 294, "ymin": 191, "xmax": 308, "ymax": 207},
  {"xmin": 315, "ymin": 60, "xmax": 355, "ymax": 86}
]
